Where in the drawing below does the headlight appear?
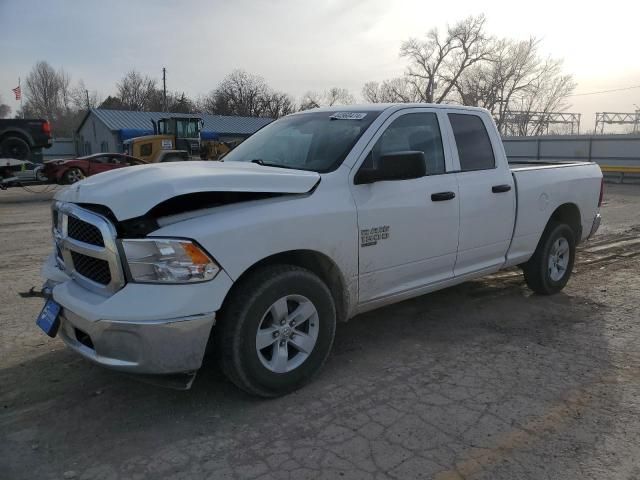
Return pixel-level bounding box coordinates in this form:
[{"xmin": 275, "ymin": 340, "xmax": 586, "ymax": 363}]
[{"xmin": 121, "ymin": 238, "xmax": 219, "ymax": 283}]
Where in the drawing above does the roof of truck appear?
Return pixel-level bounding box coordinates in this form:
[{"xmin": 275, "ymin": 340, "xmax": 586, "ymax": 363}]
[{"xmin": 295, "ymin": 103, "xmax": 490, "ymax": 114}]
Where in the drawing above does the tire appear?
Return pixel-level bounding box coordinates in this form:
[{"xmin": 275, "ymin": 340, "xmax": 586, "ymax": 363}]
[
  {"xmin": 63, "ymin": 167, "xmax": 85, "ymax": 184},
  {"xmin": 217, "ymin": 265, "xmax": 336, "ymax": 397},
  {"xmin": 523, "ymin": 221, "xmax": 576, "ymax": 295},
  {"xmin": 1, "ymin": 136, "xmax": 31, "ymax": 160}
]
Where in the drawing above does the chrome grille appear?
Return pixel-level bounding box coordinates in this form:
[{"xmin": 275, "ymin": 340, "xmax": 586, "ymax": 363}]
[
  {"xmin": 70, "ymin": 251, "xmax": 112, "ymax": 285},
  {"xmin": 68, "ymin": 216, "xmax": 105, "ymax": 247},
  {"xmin": 52, "ymin": 202, "xmax": 125, "ymax": 296}
]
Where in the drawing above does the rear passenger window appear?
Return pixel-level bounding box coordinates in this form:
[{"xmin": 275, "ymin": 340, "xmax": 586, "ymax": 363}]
[
  {"xmin": 366, "ymin": 112, "xmax": 445, "ymax": 175},
  {"xmin": 449, "ymin": 113, "xmax": 495, "ymax": 171}
]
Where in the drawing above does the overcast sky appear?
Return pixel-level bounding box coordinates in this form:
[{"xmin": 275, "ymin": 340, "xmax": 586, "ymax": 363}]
[{"xmin": 1, "ymin": 0, "xmax": 639, "ymax": 130}]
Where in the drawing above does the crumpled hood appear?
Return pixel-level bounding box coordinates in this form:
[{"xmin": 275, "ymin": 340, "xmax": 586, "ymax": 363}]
[{"xmin": 54, "ymin": 161, "xmax": 320, "ymax": 220}]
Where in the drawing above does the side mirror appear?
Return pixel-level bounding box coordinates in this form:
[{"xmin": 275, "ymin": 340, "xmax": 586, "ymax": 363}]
[{"xmin": 354, "ymin": 151, "xmax": 426, "ymax": 185}]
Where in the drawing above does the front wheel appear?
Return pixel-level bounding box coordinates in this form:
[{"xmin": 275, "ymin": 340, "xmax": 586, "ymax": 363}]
[
  {"xmin": 217, "ymin": 265, "xmax": 336, "ymax": 397},
  {"xmin": 63, "ymin": 167, "xmax": 85, "ymax": 184},
  {"xmin": 523, "ymin": 222, "xmax": 576, "ymax": 295},
  {"xmin": 1, "ymin": 136, "xmax": 31, "ymax": 160}
]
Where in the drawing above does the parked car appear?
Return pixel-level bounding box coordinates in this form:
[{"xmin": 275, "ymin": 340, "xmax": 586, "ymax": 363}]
[
  {"xmin": 0, "ymin": 118, "xmax": 52, "ymax": 160},
  {"xmin": 39, "ymin": 104, "xmax": 603, "ymax": 396},
  {"xmin": 1, "ymin": 158, "xmax": 47, "ymax": 183},
  {"xmin": 43, "ymin": 153, "xmax": 147, "ymax": 184}
]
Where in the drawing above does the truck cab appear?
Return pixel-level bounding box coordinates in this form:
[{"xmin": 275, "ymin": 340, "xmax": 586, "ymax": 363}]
[{"xmin": 123, "ymin": 117, "xmax": 202, "ymax": 162}]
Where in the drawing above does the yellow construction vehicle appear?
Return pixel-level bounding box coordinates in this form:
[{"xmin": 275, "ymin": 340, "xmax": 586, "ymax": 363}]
[{"xmin": 123, "ymin": 117, "xmax": 203, "ymax": 162}]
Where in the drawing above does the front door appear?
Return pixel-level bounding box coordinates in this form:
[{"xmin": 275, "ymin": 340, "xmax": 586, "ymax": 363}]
[{"xmin": 351, "ymin": 109, "xmax": 460, "ymax": 304}]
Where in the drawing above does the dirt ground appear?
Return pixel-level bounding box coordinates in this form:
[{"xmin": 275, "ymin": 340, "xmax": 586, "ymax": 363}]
[{"xmin": 1, "ymin": 183, "xmax": 640, "ymax": 480}]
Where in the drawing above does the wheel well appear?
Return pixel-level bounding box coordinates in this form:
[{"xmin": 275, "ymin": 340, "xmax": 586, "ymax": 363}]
[
  {"xmin": 549, "ymin": 203, "xmax": 582, "ymax": 242},
  {"xmin": 227, "ymin": 250, "xmax": 350, "ymax": 323}
]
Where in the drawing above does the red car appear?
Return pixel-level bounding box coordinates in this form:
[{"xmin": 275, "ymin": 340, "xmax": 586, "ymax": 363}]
[{"xmin": 44, "ymin": 153, "xmax": 147, "ymax": 184}]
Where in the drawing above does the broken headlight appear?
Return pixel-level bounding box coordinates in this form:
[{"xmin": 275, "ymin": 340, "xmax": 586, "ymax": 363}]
[{"xmin": 121, "ymin": 238, "xmax": 219, "ymax": 283}]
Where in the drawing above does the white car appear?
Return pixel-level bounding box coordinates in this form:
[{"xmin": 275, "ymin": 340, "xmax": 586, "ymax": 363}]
[
  {"xmin": 39, "ymin": 104, "xmax": 603, "ymax": 396},
  {"xmin": 1, "ymin": 158, "xmax": 47, "ymax": 183}
]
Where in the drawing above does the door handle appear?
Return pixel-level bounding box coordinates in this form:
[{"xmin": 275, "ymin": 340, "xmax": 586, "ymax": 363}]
[
  {"xmin": 431, "ymin": 191, "xmax": 456, "ymax": 202},
  {"xmin": 492, "ymin": 184, "xmax": 512, "ymax": 193}
]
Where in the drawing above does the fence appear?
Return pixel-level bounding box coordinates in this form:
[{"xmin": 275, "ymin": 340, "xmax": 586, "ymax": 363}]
[{"xmin": 503, "ymin": 134, "xmax": 640, "ymax": 183}]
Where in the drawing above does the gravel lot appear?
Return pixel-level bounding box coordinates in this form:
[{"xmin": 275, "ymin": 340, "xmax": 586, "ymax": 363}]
[{"xmin": 1, "ymin": 183, "xmax": 640, "ymax": 480}]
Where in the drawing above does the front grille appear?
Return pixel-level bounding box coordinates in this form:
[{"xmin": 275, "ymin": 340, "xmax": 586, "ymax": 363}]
[
  {"xmin": 71, "ymin": 251, "xmax": 112, "ymax": 285},
  {"xmin": 68, "ymin": 216, "xmax": 105, "ymax": 246},
  {"xmin": 53, "ymin": 202, "xmax": 124, "ymax": 295}
]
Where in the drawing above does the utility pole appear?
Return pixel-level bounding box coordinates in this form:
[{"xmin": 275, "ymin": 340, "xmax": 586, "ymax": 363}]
[
  {"xmin": 85, "ymin": 89, "xmax": 90, "ymax": 110},
  {"xmin": 162, "ymin": 67, "xmax": 167, "ymax": 112}
]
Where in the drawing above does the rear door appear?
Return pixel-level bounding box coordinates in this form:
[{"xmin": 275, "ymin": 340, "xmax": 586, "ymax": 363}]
[
  {"xmin": 351, "ymin": 108, "xmax": 460, "ymax": 303},
  {"xmin": 446, "ymin": 111, "xmax": 516, "ymax": 276}
]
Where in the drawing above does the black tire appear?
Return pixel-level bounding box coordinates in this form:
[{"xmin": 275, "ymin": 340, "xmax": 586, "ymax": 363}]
[
  {"xmin": 217, "ymin": 265, "xmax": 336, "ymax": 397},
  {"xmin": 1, "ymin": 136, "xmax": 31, "ymax": 160},
  {"xmin": 63, "ymin": 167, "xmax": 85, "ymax": 184},
  {"xmin": 523, "ymin": 221, "xmax": 576, "ymax": 295}
]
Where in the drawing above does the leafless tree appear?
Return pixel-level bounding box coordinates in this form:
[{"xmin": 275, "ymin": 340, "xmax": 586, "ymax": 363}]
[
  {"xmin": 362, "ymin": 77, "xmax": 421, "ymax": 103},
  {"xmin": 0, "ymin": 95, "xmax": 10, "ymax": 118},
  {"xmin": 24, "ymin": 61, "xmax": 62, "ymax": 121},
  {"xmin": 453, "ymin": 37, "xmax": 575, "ymax": 134},
  {"xmin": 261, "ymin": 91, "xmax": 296, "ymax": 118},
  {"xmin": 21, "ymin": 61, "xmax": 85, "ymax": 136},
  {"xmin": 70, "ymin": 80, "xmax": 102, "ymax": 110},
  {"xmin": 200, "ymin": 70, "xmax": 293, "ymax": 118},
  {"xmin": 116, "ymin": 70, "xmax": 157, "ymax": 111},
  {"xmin": 399, "ymin": 14, "xmax": 492, "ymax": 103},
  {"xmin": 299, "ymin": 87, "xmax": 355, "ymax": 110}
]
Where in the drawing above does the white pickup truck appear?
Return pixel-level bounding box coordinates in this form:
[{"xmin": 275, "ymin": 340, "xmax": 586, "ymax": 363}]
[{"xmin": 39, "ymin": 104, "xmax": 603, "ymax": 396}]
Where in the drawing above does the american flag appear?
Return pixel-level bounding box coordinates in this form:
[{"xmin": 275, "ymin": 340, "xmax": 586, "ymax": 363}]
[{"xmin": 12, "ymin": 85, "xmax": 21, "ymax": 100}]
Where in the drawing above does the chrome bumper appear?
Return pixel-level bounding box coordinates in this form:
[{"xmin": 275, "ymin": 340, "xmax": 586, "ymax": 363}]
[
  {"xmin": 588, "ymin": 213, "xmax": 601, "ymax": 239},
  {"xmin": 57, "ymin": 307, "xmax": 215, "ymax": 376}
]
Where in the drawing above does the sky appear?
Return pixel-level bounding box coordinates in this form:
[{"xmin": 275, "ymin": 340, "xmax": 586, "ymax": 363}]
[{"xmin": 1, "ymin": 0, "xmax": 639, "ymax": 131}]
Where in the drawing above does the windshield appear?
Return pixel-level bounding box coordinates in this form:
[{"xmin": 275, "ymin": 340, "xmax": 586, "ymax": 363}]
[{"xmin": 223, "ymin": 111, "xmax": 380, "ymax": 172}]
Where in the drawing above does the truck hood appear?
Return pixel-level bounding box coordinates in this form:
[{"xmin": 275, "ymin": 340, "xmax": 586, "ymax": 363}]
[{"xmin": 54, "ymin": 161, "xmax": 320, "ymax": 220}]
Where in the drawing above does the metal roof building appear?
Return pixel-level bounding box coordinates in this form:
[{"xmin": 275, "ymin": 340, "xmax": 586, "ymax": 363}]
[{"xmin": 76, "ymin": 109, "xmax": 273, "ymax": 156}]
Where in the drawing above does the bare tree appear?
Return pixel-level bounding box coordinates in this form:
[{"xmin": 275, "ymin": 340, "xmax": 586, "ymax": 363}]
[
  {"xmin": 21, "ymin": 61, "xmax": 86, "ymax": 136},
  {"xmin": 24, "ymin": 61, "xmax": 62, "ymax": 121},
  {"xmin": 399, "ymin": 14, "xmax": 492, "ymax": 103},
  {"xmin": 0, "ymin": 95, "xmax": 10, "ymax": 118},
  {"xmin": 70, "ymin": 80, "xmax": 102, "ymax": 110},
  {"xmin": 116, "ymin": 70, "xmax": 157, "ymax": 111},
  {"xmin": 299, "ymin": 87, "xmax": 355, "ymax": 110},
  {"xmin": 200, "ymin": 70, "xmax": 293, "ymax": 118},
  {"xmin": 261, "ymin": 91, "xmax": 296, "ymax": 118},
  {"xmin": 453, "ymin": 37, "xmax": 575, "ymax": 134},
  {"xmin": 362, "ymin": 77, "xmax": 421, "ymax": 103}
]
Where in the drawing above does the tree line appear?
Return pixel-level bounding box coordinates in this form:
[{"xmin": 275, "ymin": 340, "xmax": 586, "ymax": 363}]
[{"xmin": 4, "ymin": 15, "xmax": 575, "ymax": 137}]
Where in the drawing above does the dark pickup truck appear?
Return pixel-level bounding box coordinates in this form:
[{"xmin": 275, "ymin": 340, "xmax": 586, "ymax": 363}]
[{"xmin": 0, "ymin": 118, "xmax": 52, "ymax": 160}]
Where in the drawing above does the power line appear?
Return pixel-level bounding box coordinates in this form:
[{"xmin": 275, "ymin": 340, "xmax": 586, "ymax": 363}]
[{"xmin": 567, "ymin": 84, "xmax": 640, "ymax": 97}]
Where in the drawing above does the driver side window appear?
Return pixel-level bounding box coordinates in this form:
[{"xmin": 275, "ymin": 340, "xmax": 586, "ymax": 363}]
[{"xmin": 364, "ymin": 112, "xmax": 445, "ymax": 175}]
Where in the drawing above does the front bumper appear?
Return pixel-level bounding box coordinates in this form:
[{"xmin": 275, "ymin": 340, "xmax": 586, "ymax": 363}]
[
  {"xmin": 41, "ymin": 253, "xmax": 232, "ymax": 380},
  {"xmin": 57, "ymin": 307, "xmax": 215, "ymax": 375}
]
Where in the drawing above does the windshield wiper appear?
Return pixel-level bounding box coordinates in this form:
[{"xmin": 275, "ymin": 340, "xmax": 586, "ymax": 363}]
[{"xmin": 250, "ymin": 159, "xmax": 298, "ymax": 170}]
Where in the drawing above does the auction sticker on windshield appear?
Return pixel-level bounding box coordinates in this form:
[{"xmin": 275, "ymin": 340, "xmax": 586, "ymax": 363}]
[{"xmin": 330, "ymin": 112, "xmax": 367, "ymax": 120}]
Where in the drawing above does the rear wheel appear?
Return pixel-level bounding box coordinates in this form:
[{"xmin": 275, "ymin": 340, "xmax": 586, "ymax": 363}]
[
  {"xmin": 217, "ymin": 265, "xmax": 336, "ymax": 397},
  {"xmin": 1, "ymin": 136, "xmax": 31, "ymax": 160},
  {"xmin": 63, "ymin": 167, "xmax": 85, "ymax": 184},
  {"xmin": 523, "ymin": 222, "xmax": 575, "ymax": 295}
]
